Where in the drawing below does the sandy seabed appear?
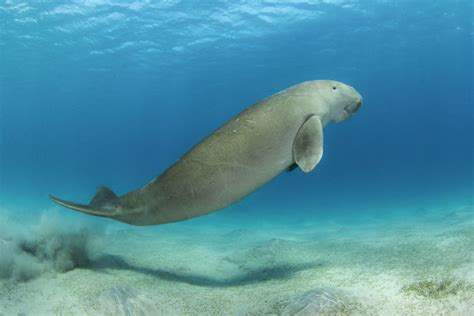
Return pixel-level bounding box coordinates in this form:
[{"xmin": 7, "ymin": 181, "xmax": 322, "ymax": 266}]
[{"xmin": 0, "ymin": 204, "xmax": 473, "ymax": 315}]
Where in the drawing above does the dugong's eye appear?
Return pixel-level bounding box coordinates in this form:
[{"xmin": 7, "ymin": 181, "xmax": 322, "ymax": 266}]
[{"xmin": 332, "ymin": 86, "xmax": 337, "ymax": 91}]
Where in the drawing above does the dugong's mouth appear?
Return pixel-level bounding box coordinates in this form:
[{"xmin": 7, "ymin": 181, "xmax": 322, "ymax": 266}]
[{"xmin": 345, "ymin": 98, "xmax": 362, "ymax": 115}]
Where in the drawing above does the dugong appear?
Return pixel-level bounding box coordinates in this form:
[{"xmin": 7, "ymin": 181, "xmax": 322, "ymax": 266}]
[{"xmin": 50, "ymin": 80, "xmax": 362, "ymax": 225}]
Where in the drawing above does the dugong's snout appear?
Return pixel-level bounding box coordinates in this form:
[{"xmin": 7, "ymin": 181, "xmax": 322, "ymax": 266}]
[
  {"xmin": 345, "ymin": 95, "xmax": 362, "ymax": 114},
  {"xmin": 332, "ymin": 83, "xmax": 363, "ymax": 123},
  {"xmin": 344, "ymin": 86, "xmax": 363, "ymax": 115}
]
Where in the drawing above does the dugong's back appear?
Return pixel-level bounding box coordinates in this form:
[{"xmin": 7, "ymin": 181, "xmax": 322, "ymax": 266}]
[{"xmin": 142, "ymin": 87, "xmax": 306, "ymax": 223}]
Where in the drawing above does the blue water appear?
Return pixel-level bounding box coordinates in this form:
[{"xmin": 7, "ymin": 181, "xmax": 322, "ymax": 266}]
[
  {"xmin": 0, "ymin": 0, "xmax": 472, "ymax": 220},
  {"xmin": 0, "ymin": 2, "xmax": 473, "ymax": 315}
]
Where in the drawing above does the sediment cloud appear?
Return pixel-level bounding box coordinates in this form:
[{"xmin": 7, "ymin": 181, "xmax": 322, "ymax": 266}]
[{"xmin": 0, "ymin": 212, "xmax": 103, "ymax": 281}]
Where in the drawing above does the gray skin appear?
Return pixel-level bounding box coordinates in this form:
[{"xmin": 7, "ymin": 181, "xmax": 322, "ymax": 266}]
[{"xmin": 49, "ymin": 80, "xmax": 362, "ymax": 226}]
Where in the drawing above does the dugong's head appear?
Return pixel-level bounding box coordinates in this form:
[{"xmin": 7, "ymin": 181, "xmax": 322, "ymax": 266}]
[{"xmin": 311, "ymin": 80, "xmax": 362, "ymax": 123}]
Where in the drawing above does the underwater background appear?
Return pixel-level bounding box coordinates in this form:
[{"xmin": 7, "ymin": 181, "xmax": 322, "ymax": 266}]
[{"xmin": 0, "ymin": 0, "xmax": 473, "ymax": 315}]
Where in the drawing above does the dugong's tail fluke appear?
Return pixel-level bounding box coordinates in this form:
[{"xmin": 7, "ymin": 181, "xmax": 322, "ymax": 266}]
[{"xmin": 48, "ymin": 186, "xmax": 119, "ymax": 218}]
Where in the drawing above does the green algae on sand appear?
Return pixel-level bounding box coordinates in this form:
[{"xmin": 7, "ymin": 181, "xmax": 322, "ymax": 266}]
[{"xmin": 402, "ymin": 278, "xmax": 472, "ymax": 299}]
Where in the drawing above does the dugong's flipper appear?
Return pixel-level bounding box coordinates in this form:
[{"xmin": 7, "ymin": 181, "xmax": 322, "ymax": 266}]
[
  {"xmin": 293, "ymin": 115, "xmax": 324, "ymax": 172},
  {"xmin": 49, "ymin": 186, "xmax": 118, "ymax": 218}
]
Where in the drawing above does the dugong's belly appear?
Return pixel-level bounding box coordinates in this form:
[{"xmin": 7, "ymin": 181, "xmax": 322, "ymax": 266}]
[{"xmin": 146, "ymin": 105, "xmax": 303, "ymax": 223}]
